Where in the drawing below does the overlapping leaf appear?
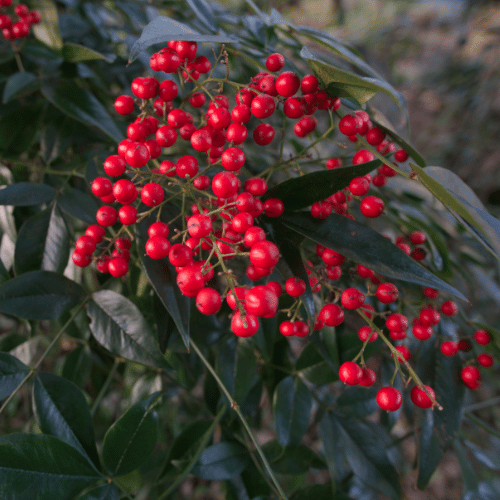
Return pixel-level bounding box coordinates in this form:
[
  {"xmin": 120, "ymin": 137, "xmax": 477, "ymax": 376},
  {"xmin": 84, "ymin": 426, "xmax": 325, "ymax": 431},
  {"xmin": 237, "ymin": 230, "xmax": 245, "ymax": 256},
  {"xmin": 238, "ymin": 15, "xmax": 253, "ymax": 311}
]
[{"xmin": 0, "ymin": 352, "xmax": 29, "ymax": 401}]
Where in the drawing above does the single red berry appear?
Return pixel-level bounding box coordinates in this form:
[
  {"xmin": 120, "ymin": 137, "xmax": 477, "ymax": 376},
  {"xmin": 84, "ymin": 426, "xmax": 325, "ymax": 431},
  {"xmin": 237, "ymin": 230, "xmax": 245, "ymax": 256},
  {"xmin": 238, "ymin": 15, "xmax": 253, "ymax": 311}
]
[
  {"xmin": 321, "ymin": 248, "xmax": 345, "ymax": 266},
  {"xmin": 341, "ymin": 288, "xmax": 365, "ymax": 310},
  {"xmin": 349, "ymin": 177, "xmax": 370, "ymax": 196},
  {"xmin": 386, "ymin": 313, "xmax": 409, "ymax": 332},
  {"xmin": 409, "ymin": 231, "xmax": 426, "ymax": 245},
  {"xmin": 231, "ymin": 311, "xmax": 259, "ymax": 337},
  {"xmin": 411, "ymin": 247, "xmax": 427, "ymax": 261},
  {"xmin": 394, "ymin": 148, "xmax": 409, "ymax": 162},
  {"xmin": 263, "ymin": 198, "xmax": 284, "ymax": 218},
  {"xmin": 357, "ymin": 265, "xmax": 374, "ymax": 279},
  {"xmin": 477, "ymin": 353, "xmax": 493, "ymax": 367},
  {"xmin": 187, "ymin": 214, "xmax": 212, "ymax": 238},
  {"xmin": 358, "ymin": 326, "xmax": 377, "ymax": 343},
  {"xmin": 366, "ymin": 127, "xmax": 385, "ymax": 146},
  {"xmin": 253, "ymin": 123, "xmax": 275, "ymax": 146},
  {"xmin": 249, "ymin": 240, "xmax": 279, "ymax": 268},
  {"xmin": 245, "ymin": 285, "xmax": 278, "ymax": 318},
  {"xmin": 458, "ymin": 339, "xmax": 472, "ymax": 352},
  {"xmin": 395, "ymin": 345, "xmax": 411, "ymax": 362},
  {"xmin": 440, "ymin": 300, "xmax": 458, "ymax": 316},
  {"xmin": 148, "ymin": 221, "xmax": 169, "ymax": 238},
  {"xmin": 104, "ymin": 155, "xmax": 126, "ymax": 177},
  {"xmin": 177, "ymin": 267, "xmax": 204, "ymax": 297},
  {"xmin": 266, "ymin": 281, "xmax": 282, "ymax": 297},
  {"xmin": 72, "ymin": 251, "xmax": 92, "ymax": 267},
  {"xmin": 275, "ymin": 71, "xmax": 300, "ymax": 97},
  {"xmin": 231, "ymin": 212, "xmax": 253, "ymax": 233},
  {"xmin": 114, "ymin": 95, "xmax": 135, "ymax": 115},
  {"xmin": 75, "ymin": 235, "xmax": 96, "ymax": 255},
  {"xmin": 461, "ymin": 366, "xmax": 481, "ymax": 389},
  {"xmin": 360, "ymin": 196, "xmax": 385, "ymax": 218},
  {"xmin": 359, "ymin": 367, "xmax": 376, "ymax": 387},
  {"xmin": 108, "ymin": 256, "xmax": 128, "ymax": 277},
  {"xmin": 169, "ymin": 244, "xmax": 193, "ymax": 267},
  {"xmin": 118, "ymin": 205, "xmax": 138, "ymax": 225},
  {"xmin": 319, "ymin": 304, "xmax": 344, "ymax": 327},
  {"xmin": 244, "ymin": 226, "xmax": 266, "ymax": 248},
  {"xmin": 91, "ymin": 177, "xmax": 112, "ymax": 198},
  {"xmin": 423, "ymin": 287, "xmax": 439, "ymax": 299},
  {"xmin": 85, "ymin": 225, "xmax": 105, "ymax": 243},
  {"xmin": 251, "ymin": 95, "xmax": 276, "ymax": 119},
  {"xmin": 212, "ymin": 171, "xmax": 239, "ymax": 199},
  {"xmin": 189, "ymin": 92, "xmax": 206, "ymax": 108},
  {"xmin": 221, "ymin": 147, "xmax": 245, "ymax": 171},
  {"xmin": 146, "ymin": 236, "xmax": 170, "ymax": 260},
  {"xmin": 279, "ymin": 320, "xmax": 297, "ymax": 337},
  {"xmin": 141, "ymin": 182, "xmax": 164, "ymax": 207},
  {"xmin": 339, "ymin": 361, "xmax": 362, "ymax": 385},
  {"xmin": 96, "ymin": 206, "xmax": 118, "ymax": 227},
  {"xmin": 156, "ymin": 125, "xmax": 178, "ymax": 147},
  {"xmin": 193, "ymin": 175, "xmax": 210, "ymax": 191},
  {"xmin": 326, "ymin": 158, "xmax": 342, "ymax": 169},
  {"xmin": 376, "ymin": 283, "xmax": 398, "ymax": 304},
  {"xmin": 300, "ymin": 74, "xmax": 318, "ymax": 94},
  {"xmin": 266, "ymin": 53, "xmax": 285, "ymax": 72},
  {"xmin": 125, "ymin": 143, "xmax": 150, "ymax": 168},
  {"xmin": 196, "ymin": 288, "xmax": 222, "ymax": 315},
  {"xmin": 244, "ymin": 178, "xmax": 267, "ymax": 196},
  {"xmin": 376, "ymin": 387, "xmax": 402, "ymax": 411},
  {"xmin": 412, "ymin": 324, "xmax": 433, "ymax": 341},
  {"xmin": 226, "ymin": 123, "xmax": 247, "ymax": 145},
  {"xmin": 474, "ymin": 329, "xmax": 492, "ymax": 345},
  {"xmin": 176, "ymin": 155, "xmax": 199, "ymax": 179},
  {"xmin": 338, "ymin": 114, "xmax": 360, "ymax": 136},
  {"xmin": 410, "ymin": 385, "xmax": 435, "ymax": 409},
  {"xmin": 440, "ymin": 340, "xmax": 458, "ymax": 356},
  {"xmin": 285, "ymin": 277, "xmax": 306, "ymax": 297},
  {"xmin": 352, "ymin": 150, "xmax": 375, "ymax": 165}
]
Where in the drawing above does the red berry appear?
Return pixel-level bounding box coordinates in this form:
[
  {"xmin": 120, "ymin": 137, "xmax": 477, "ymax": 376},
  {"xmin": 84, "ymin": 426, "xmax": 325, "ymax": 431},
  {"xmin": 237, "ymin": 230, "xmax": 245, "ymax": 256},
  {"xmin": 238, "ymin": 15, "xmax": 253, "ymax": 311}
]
[
  {"xmin": 177, "ymin": 267, "xmax": 204, "ymax": 297},
  {"xmin": 474, "ymin": 329, "xmax": 491, "ymax": 345},
  {"xmin": 440, "ymin": 300, "xmax": 458, "ymax": 316},
  {"xmin": 253, "ymin": 123, "xmax": 275, "ymax": 146},
  {"xmin": 104, "ymin": 155, "xmax": 126, "ymax": 177},
  {"xmin": 349, "ymin": 177, "xmax": 370, "ymax": 196},
  {"xmin": 146, "ymin": 236, "xmax": 170, "ymax": 260},
  {"xmin": 360, "ymin": 195, "xmax": 385, "ymax": 218},
  {"xmin": 279, "ymin": 320, "xmax": 297, "ymax": 337},
  {"xmin": 376, "ymin": 283, "xmax": 398, "ymax": 304},
  {"xmin": 366, "ymin": 127, "xmax": 385, "ymax": 146},
  {"xmin": 148, "ymin": 221, "xmax": 169, "ymax": 238},
  {"xmin": 169, "ymin": 244, "xmax": 193, "ymax": 267},
  {"xmin": 458, "ymin": 339, "xmax": 472, "ymax": 352},
  {"xmin": 263, "ymin": 198, "xmax": 284, "ymax": 218},
  {"xmin": 275, "ymin": 71, "xmax": 300, "ymax": 97},
  {"xmin": 266, "ymin": 53, "xmax": 285, "ymax": 72},
  {"xmin": 187, "ymin": 214, "xmax": 212, "ymax": 238},
  {"xmin": 440, "ymin": 340, "xmax": 458, "ymax": 356},
  {"xmin": 359, "ymin": 367, "xmax": 376, "ymax": 387},
  {"xmin": 423, "ymin": 287, "xmax": 439, "ymax": 299},
  {"xmin": 221, "ymin": 147, "xmax": 245, "ymax": 171},
  {"xmin": 196, "ymin": 288, "xmax": 222, "ymax": 315},
  {"xmin": 461, "ymin": 366, "xmax": 481, "ymax": 389},
  {"xmin": 231, "ymin": 311, "xmax": 259, "ymax": 337},
  {"xmin": 251, "ymin": 95, "xmax": 276, "ymax": 119},
  {"xmin": 340, "ymin": 288, "xmax": 365, "ymax": 310},
  {"xmin": 376, "ymin": 387, "xmax": 402, "ymax": 411},
  {"xmin": 156, "ymin": 125, "xmax": 178, "ymax": 147},
  {"xmin": 285, "ymin": 277, "xmax": 306, "ymax": 297},
  {"xmin": 118, "ymin": 205, "xmax": 138, "ymax": 225},
  {"xmin": 338, "ymin": 114, "xmax": 360, "ymax": 136},
  {"xmin": 108, "ymin": 257, "xmax": 128, "ymax": 277},
  {"xmin": 410, "ymin": 385, "xmax": 435, "ymax": 408},
  {"xmin": 319, "ymin": 304, "xmax": 344, "ymax": 327},
  {"xmin": 358, "ymin": 326, "xmax": 377, "ymax": 343},
  {"xmin": 412, "ymin": 324, "xmax": 433, "ymax": 341},
  {"xmin": 477, "ymin": 353, "xmax": 493, "ymax": 367},
  {"xmin": 249, "ymin": 241, "xmax": 279, "ymax": 268},
  {"xmin": 125, "ymin": 143, "xmax": 150, "ymax": 168},
  {"xmin": 85, "ymin": 225, "xmax": 105, "ymax": 243},
  {"xmin": 394, "ymin": 148, "xmax": 409, "ymax": 162},
  {"xmin": 72, "ymin": 251, "xmax": 92, "ymax": 267},
  {"xmin": 339, "ymin": 361, "xmax": 362, "ymax": 385},
  {"xmin": 395, "ymin": 345, "xmax": 411, "ymax": 362},
  {"xmin": 352, "ymin": 150, "xmax": 375, "ymax": 165},
  {"xmin": 75, "ymin": 235, "xmax": 96, "ymax": 255},
  {"xmin": 226, "ymin": 123, "xmax": 247, "ymax": 144},
  {"xmin": 212, "ymin": 171, "xmax": 239, "ymax": 199},
  {"xmin": 96, "ymin": 206, "xmax": 118, "ymax": 227},
  {"xmin": 244, "ymin": 226, "xmax": 266, "ymax": 248},
  {"xmin": 245, "ymin": 285, "xmax": 278, "ymax": 318},
  {"xmin": 386, "ymin": 313, "xmax": 408, "ymax": 332},
  {"xmin": 300, "ymin": 74, "xmax": 318, "ymax": 94},
  {"xmin": 114, "ymin": 95, "xmax": 135, "ymax": 115},
  {"xmin": 189, "ymin": 92, "xmax": 206, "ymax": 108},
  {"xmin": 176, "ymin": 155, "xmax": 199, "ymax": 179},
  {"xmin": 91, "ymin": 177, "xmax": 112, "ymax": 198}
]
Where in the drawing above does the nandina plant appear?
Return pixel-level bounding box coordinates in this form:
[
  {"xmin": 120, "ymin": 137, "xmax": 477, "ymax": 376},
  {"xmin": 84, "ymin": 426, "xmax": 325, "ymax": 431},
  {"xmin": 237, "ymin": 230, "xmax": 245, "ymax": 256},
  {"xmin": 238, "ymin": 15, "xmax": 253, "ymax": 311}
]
[{"xmin": 0, "ymin": 1, "xmax": 499, "ymax": 499}]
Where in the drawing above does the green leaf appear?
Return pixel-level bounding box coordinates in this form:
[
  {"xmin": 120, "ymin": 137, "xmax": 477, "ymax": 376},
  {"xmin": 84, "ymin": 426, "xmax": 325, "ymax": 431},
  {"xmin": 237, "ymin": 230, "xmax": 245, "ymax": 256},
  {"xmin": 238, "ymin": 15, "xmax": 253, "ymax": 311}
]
[
  {"xmin": 336, "ymin": 386, "xmax": 378, "ymax": 418},
  {"xmin": 29, "ymin": 0, "xmax": 63, "ymax": 51},
  {"xmin": 0, "ymin": 352, "xmax": 29, "ymax": 400},
  {"xmin": 129, "ymin": 16, "xmax": 237, "ymax": 63},
  {"xmin": 411, "ymin": 163, "xmax": 500, "ymax": 258},
  {"xmin": 62, "ymin": 345, "xmax": 92, "ymax": 388},
  {"xmin": 464, "ymin": 440, "xmax": 500, "ymax": 471},
  {"xmin": 57, "ymin": 188, "xmax": 98, "ymax": 224},
  {"xmin": 191, "ymin": 442, "xmax": 251, "ymax": 480},
  {"xmin": 33, "ymin": 372, "xmax": 99, "ymax": 468},
  {"xmin": 280, "ymin": 212, "xmax": 466, "ymax": 300},
  {"xmin": 301, "ymin": 46, "xmax": 408, "ymax": 122},
  {"xmin": 87, "ymin": 290, "xmax": 170, "ymax": 371},
  {"xmin": 273, "ymin": 376, "xmax": 312, "ymax": 447},
  {"xmin": 0, "ymin": 270, "xmax": 85, "ymax": 320},
  {"xmin": 325, "ymin": 413, "xmax": 400, "ymax": 499},
  {"xmin": 263, "ymin": 160, "xmax": 381, "ymax": 211},
  {"xmin": 295, "ymin": 343, "xmax": 337, "ymax": 385},
  {"xmin": 186, "ymin": 0, "xmax": 218, "ymax": 33},
  {"xmin": 2, "ymin": 72, "xmax": 40, "ymax": 103},
  {"xmin": 0, "ymin": 182, "xmax": 55, "ymax": 206},
  {"xmin": 0, "ymin": 433, "xmax": 102, "ymax": 500},
  {"xmin": 14, "ymin": 203, "xmax": 69, "ymax": 275},
  {"xmin": 137, "ymin": 212, "xmax": 190, "ymax": 350},
  {"xmin": 0, "ymin": 258, "xmax": 8, "ymax": 285},
  {"xmin": 61, "ymin": 43, "xmax": 111, "ymax": 63},
  {"xmin": 417, "ymin": 410, "xmax": 443, "ymax": 489},
  {"xmin": 262, "ymin": 440, "xmax": 326, "ymax": 474},
  {"xmin": 0, "ymin": 105, "xmax": 43, "ymax": 153},
  {"xmin": 77, "ymin": 483, "xmax": 120, "ymax": 500},
  {"xmin": 217, "ymin": 336, "xmax": 258, "ymax": 404},
  {"xmin": 102, "ymin": 392, "xmax": 161, "ymax": 477},
  {"xmin": 42, "ymin": 82, "xmax": 123, "ymax": 143},
  {"xmin": 454, "ymin": 440, "xmax": 479, "ymax": 495}
]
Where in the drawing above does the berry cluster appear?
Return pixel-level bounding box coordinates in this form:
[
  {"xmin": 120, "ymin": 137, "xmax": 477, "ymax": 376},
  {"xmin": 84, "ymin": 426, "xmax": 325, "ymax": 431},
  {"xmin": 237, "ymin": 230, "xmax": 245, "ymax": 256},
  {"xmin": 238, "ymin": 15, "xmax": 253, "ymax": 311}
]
[
  {"xmin": 73, "ymin": 42, "xmax": 494, "ymax": 413},
  {"xmin": 0, "ymin": 1, "xmax": 41, "ymax": 41}
]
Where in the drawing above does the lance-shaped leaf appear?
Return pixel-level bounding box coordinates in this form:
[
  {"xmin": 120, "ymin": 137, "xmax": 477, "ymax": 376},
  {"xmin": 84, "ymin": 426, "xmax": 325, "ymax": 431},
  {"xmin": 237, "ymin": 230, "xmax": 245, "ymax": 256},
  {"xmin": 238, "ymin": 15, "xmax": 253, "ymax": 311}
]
[
  {"xmin": 42, "ymin": 82, "xmax": 122, "ymax": 143},
  {"xmin": 3, "ymin": 72, "xmax": 40, "ymax": 103},
  {"xmin": 61, "ymin": 43, "xmax": 114, "ymax": 63},
  {"xmin": 57, "ymin": 188, "xmax": 98, "ymax": 224},
  {"xmin": 129, "ymin": 16, "xmax": 237, "ymax": 63},
  {"xmin": 191, "ymin": 442, "xmax": 250, "ymax": 481},
  {"xmin": 262, "ymin": 159, "xmax": 381, "ymax": 211},
  {"xmin": 0, "ymin": 352, "xmax": 29, "ymax": 400},
  {"xmin": 14, "ymin": 203, "xmax": 69, "ymax": 275},
  {"xmin": 273, "ymin": 375, "xmax": 312, "ymax": 447},
  {"xmin": 87, "ymin": 290, "xmax": 170, "ymax": 371},
  {"xmin": 102, "ymin": 392, "xmax": 161, "ymax": 477},
  {"xmin": 33, "ymin": 372, "xmax": 99, "ymax": 468},
  {"xmin": 186, "ymin": 0, "xmax": 218, "ymax": 32},
  {"xmin": 0, "ymin": 271, "xmax": 85, "ymax": 320},
  {"xmin": 137, "ymin": 210, "xmax": 190, "ymax": 350},
  {"xmin": 0, "ymin": 182, "xmax": 55, "ymax": 207},
  {"xmin": 417, "ymin": 410, "xmax": 443, "ymax": 489},
  {"xmin": 29, "ymin": 0, "xmax": 63, "ymax": 51},
  {"xmin": 0, "ymin": 433, "xmax": 102, "ymax": 500},
  {"xmin": 280, "ymin": 212, "xmax": 466, "ymax": 300}
]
